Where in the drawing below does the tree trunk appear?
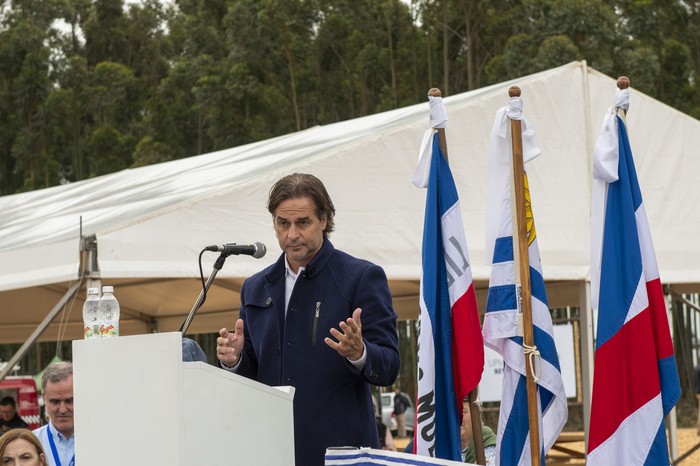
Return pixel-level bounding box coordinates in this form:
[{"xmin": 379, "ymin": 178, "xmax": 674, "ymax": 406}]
[
  {"xmin": 385, "ymin": 5, "xmax": 398, "ymax": 106},
  {"xmin": 464, "ymin": 3, "xmax": 474, "ymax": 90},
  {"xmin": 284, "ymin": 44, "xmax": 302, "ymax": 132},
  {"xmin": 442, "ymin": 0, "xmax": 449, "ymax": 95}
]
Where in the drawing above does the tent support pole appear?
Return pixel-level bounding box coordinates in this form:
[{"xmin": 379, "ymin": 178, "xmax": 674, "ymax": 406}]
[
  {"xmin": 666, "ymin": 287, "xmax": 679, "ymax": 460},
  {"xmin": 579, "ymin": 281, "xmax": 594, "ymax": 447},
  {"xmin": 0, "ymin": 235, "xmax": 96, "ymax": 382},
  {"xmin": 0, "ymin": 280, "xmax": 83, "ymax": 382}
]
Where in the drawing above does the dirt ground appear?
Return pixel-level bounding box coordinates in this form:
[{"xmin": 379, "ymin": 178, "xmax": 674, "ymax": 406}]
[
  {"xmin": 393, "ymin": 428, "xmax": 700, "ymax": 465},
  {"xmin": 544, "ymin": 427, "xmax": 700, "ymax": 465},
  {"xmin": 675, "ymin": 428, "xmax": 700, "ymax": 465},
  {"xmin": 552, "ymin": 427, "xmax": 700, "ymax": 465}
]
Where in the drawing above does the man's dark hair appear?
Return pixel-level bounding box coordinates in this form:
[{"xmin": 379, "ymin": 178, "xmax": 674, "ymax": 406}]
[
  {"xmin": 41, "ymin": 361, "xmax": 73, "ymax": 393},
  {"xmin": 267, "ymin": 173, "xmax": 336, "ymax": 237},
  {"xmin": 0, "ymin": 396, "xmax": 16, "ymax": 408}
]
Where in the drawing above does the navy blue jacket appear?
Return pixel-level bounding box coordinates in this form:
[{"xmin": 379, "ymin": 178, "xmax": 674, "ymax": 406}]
[{"xmin": 237, "ymin": 239, "xmax": 400, "ymax": 465}]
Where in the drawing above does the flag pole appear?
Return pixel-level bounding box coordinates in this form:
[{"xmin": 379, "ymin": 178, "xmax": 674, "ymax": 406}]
[
  {"xmin": 427, "ymin": 87, "xmax": 486, "ymax": 466},
  {"xmin": 617, "ymin": 75, "xmax": 629, "ymax": 118},
  {"xmin": 428, "ymin": 87, "xmax": 450, "ymax": 162},
  {"xmin": 507, "ymin": 85, "xmax": 541, "ymax": 466},
  {"xmin": 617, "ymin": 76, "xmax": 630, "ymax": 92},
  {"xmin": 467, "ymin": 386, "xmax": 486, "ymax": 466}
]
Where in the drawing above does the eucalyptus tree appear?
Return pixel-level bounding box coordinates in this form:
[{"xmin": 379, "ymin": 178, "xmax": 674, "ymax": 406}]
[
  {"xmin": 414, "ymin": 0, "xmax": 513, "ymax": 94},
  {"xmin": 613, "ymin": 0, "xmax": 698, "ymax": 116},
  {"xmin": 148, "ymin": 0, "xmax": 243, "ymax": 157},
  {"xmin": 312, "ymin": 0, "xmax": 418, "ymax": 119},
  {"xmin": 482, "ymin": 0, "xmax": 617, "ymax": 83},
  {"xmin": 82, "ymin": 0, "xmax": 129, "ymax": 66},
  {"xmin": 149, "ymin": 57, "xmax": 209, "ymax": 160},
  {"xmin": 224, "ymin": 0, "xmax": 316, "ymax": 134},
  {"xmin": 84, "ymin": 61, "xmax": 141, "ymax": 175},
  {"xmin": 0, "ymin": 0, "xmax": 62, "ymax": 192}
]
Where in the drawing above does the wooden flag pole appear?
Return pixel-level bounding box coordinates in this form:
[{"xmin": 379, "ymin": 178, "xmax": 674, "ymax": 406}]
[
  {"xmin": 428, "ymin": 88, "xmax": 450, "ymax": 162},
  {"xmin": 617, "ymin": 75, "xmax": 630, "ymax": 91},
  {"xmin": 508, "ymin": 85, "xmax": 541, "ymax": 466},
  {"xmin": 467, "ymin": 386, "xmax": 486, "ymax": 466},
  {"xmin": 427, "ymin": 87, "xmax": 486, "ymax": 466}
]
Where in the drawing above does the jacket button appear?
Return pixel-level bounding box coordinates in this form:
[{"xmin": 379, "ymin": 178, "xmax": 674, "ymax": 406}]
[
  {"xmin": 370, "ymin": 371, "xmax": 378, "ymax": 380},
  {"xmin": 266, "ymin": 297, "xmax": 272, "ymax": 305}
]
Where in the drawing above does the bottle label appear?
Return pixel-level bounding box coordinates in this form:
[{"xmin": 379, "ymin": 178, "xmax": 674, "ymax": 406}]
[
  {"xmin": 99, "ymin": 321, "xmax": 119, "ymax": 337},
  {"xmin": 84, "ymin": 325, "xmax": 96, "ymax": 339}
]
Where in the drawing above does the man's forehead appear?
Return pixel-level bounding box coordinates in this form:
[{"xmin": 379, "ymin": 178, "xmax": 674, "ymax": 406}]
[
  {"xmin": 276, "ymin": 196, "xmax": 317, "ymax": 212},
  {"xmin": 275, "ymin": 210, "xmax": 313, "ymax": 221},
  {"xmin": 44, "ymin": 385, "xmax": 71, "ymax": 395},
  {"xmin": 275, "ymin": 204, "xmax": 317, "ymax": 219},
  {"xmin": 45, "ymin": 393, "xmax": 72, "ymax": 402},
  {"xmin": 44, "ymin": 378, "xmax": 73, "ymax": 396}
]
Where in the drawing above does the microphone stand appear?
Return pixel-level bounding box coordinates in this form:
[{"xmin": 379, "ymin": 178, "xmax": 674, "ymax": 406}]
[{"xmin": 180, "ymin": 252, "xmax": 228, "ymax": 335}]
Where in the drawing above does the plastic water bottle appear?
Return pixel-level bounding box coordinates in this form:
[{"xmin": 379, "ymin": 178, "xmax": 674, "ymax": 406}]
[
  {"xmin": 97, "ymin": 285, "xmax": 120, "ymax": 337},
  {"xmin": 82, "ymin": 287, "xmax": 100, "ymax": 339}
]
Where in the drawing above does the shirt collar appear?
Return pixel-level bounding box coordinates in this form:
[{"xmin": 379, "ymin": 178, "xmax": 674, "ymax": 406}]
[
  {"xmin": 48, "ymin": 419, "xmax": 73, "ymax": 442},
  {"xmin": 284, "ymin": 255, "xmax": 305, "ymax": 279}
]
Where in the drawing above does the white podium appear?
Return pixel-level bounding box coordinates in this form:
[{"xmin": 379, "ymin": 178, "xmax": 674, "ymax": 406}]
[{"xmin": 73, "ymin": 332, "xmax": 295, "ymax": 465}]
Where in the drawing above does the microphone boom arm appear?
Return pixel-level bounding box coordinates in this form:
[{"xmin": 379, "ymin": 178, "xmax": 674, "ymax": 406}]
[{"xmin": 180, "ymin": 253, "xmax": 228, "ymax": 335}]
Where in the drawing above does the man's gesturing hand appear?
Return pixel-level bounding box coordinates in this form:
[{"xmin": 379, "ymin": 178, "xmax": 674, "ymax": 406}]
[
  {"xmin": 217, "ymin": 318, "xmax": 245, "ymax": 367},
  {"xmin": 325, "ymin": 308, "xmax": 364, "ymax": 361}
]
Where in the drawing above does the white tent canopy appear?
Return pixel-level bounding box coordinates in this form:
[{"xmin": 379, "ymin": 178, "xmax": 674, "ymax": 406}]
[{"xmin": 1, "ymin": 61, "xmax": 699, "ymax": 344}]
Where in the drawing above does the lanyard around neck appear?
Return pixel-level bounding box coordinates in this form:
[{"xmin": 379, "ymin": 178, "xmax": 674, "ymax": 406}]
[{"xmin": 47, "ymin": 428, "xmax": 75, "ymax": 466}]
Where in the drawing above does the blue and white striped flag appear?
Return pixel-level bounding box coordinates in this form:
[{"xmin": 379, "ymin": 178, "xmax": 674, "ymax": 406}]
[{"xmin": 482, "ymin": 96, "xmax": 568, "ymax": 466}]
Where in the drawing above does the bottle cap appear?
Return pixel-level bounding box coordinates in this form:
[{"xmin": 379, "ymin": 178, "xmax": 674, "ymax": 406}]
[
  {"xmin": 87, "ymin": 287, "xmax": 100, "ymax": 295},
  {"xmin": 102, "ymin": 285, "xmax": 114, "ymax": 293}
]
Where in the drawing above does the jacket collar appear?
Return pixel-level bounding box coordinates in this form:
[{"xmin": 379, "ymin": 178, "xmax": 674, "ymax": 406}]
[{"xmin": 266, "ymin": 238, "xmax": 334, "ymax": 283}]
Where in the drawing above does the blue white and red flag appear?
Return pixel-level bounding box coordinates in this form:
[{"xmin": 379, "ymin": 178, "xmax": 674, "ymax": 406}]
[
  {"xmin": 587, "ymin": 88, "xmax": 680, "ymax": 465},
  {"xmin": 482, "ymin": 96, "xmax": 567, "ymax": 466},
  {"xmin": 410, "ymin": 96, "xmax": 484, "ymax": 461}
]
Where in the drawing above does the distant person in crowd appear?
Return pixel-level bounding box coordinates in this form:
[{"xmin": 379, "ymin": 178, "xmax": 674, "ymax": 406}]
[
  {"xmin": 0, "ymin": 428, "xmax": 47, "ymax": 466},
  {"xmin": 373, "ymin": 395, "xmax": 396, "ymax": 451},
  {"xmin": 392, "ymin": 387, "xmax": 411, "ymax": 438},
  {"xmin": 376, "ymin": 416, "xmax": 397, "ymax": 451},
  {"xmin": 0, "ymin": 397, "xmax": 29, "ymax": 433},
  {"xmin": 33, "ymin": 362, "xmax": 74, "ymax": 466},
  {"xmin": 460, "ymin": 399, "xmax": 496, "ymax": 465},
  {"xmin": 216, "ymin": 173, "xmax": 400, "ymax": 466},
  {"xmin": 695, "ymin": 363, "xmax": 700, "ymax": 435}
]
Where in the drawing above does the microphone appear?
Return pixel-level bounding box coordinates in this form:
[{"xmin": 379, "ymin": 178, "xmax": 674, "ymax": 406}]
[{"xmin": 205, "ymin": 242, "xmax": 267, "ymax": 259}]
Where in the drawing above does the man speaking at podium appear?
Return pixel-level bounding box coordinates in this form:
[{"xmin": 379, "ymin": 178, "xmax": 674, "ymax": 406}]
[{"xmin": 217, "ymin": 173, "xmax": 400, "ymax": 466}]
